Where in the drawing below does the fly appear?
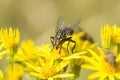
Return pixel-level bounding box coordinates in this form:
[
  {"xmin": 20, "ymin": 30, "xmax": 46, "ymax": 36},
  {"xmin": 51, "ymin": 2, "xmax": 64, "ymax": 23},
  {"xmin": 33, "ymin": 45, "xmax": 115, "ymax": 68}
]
[{"xmin": 50, "ymin": 16, "xmax": 80, "ymax": 53}]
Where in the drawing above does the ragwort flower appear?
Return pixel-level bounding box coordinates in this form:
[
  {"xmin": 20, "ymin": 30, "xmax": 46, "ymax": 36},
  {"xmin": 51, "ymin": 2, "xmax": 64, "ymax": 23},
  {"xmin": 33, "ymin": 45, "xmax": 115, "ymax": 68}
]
[
  {"xmin": 6, "ymin": 64, "xmax": 24, "ymax": 80},
  {"xmin": 0, "ymin": 27, "xmax": 20, "ymax": 49},
  {"xmin": 82, "ymin": 47, "xmax": 120, "ymax": 80},
  {"xmin": 82, "ymin": 25, "xmax": 120, "ymax": 80},
  {"xmin": 0, "ymin": 27, "xmax": 20, "ymax": 66},
  {"xmin": 15, "ymin": 39, "xmax": 86, "ymax": 80},
  {"xmin": 23, "ymin": 46, "xmax": 75, "ymax": 80},
  {"xmin": 112, "ymin": 25, "xmax": 120, "ymax": 44},
  {"xmin": 101, "ymin": 24, "xmax": 120, "ymax": 50},
  {"xmin": 14, "ymin": 40, "xmax": 39, "ymax": 62},
  {"xmin": 101, "ymin": 25, "xmax": 113, "ymax": 49}
]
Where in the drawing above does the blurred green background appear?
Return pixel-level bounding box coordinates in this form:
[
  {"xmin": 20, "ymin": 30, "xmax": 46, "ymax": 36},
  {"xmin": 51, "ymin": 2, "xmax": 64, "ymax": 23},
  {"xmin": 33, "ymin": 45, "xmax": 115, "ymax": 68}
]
[{"xmin": 0, "ymin": 0, "xmax": 120, "ymax": 80}]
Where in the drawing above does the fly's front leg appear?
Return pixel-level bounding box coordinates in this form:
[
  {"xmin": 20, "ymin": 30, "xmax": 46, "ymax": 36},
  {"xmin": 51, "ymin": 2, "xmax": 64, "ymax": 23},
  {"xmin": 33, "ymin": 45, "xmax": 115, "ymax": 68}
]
[
  {"xmin": 50, "ymin": 36, "xmax": 55, "ymax": 52},
  {"xmin": 58, "ymin": 44, "xmax": 62, "ymax": 54},
  {"xmin": 70, "ymin": 40, "xmax": 76, "ymax": 53}
]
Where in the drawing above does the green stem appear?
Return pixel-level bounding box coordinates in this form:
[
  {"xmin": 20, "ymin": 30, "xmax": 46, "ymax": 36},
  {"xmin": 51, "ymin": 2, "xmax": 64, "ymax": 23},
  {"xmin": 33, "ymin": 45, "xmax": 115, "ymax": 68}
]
[
  {"xmin": 9, "ymin": 46, "xmax": 17, "ymax": 69},
  {"xmin": 117, "ymin": 44, "xmax": 120, "ymax": 53},
  {"xmin": 9, "ymin": 54, "xmax": 14, "ymax": 69}
]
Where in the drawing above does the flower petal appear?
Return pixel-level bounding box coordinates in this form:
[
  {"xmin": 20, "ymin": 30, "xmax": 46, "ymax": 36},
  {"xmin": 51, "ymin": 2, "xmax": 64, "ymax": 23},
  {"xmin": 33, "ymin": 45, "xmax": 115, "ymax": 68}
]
[
  {"xmin": 82, "ymin": 64, "xmax": 99, "ymax": 70},
  {"xmin": 25, "ymin": 62, "xmax": 40, "ymax": 73},
  {"xmin": 114, "ymin": 73, "xmax": 120, "ymax": 79},
  {"xmin": 61, "ymin": 51, "xmax": 86, "ymax": 60},
  {"xmin": 108, "ymin": 74, "xmax": 115, "ymax": 80},
  {"xmin": 99, "ymin": 74, "xmax": 107, "ymax": 80},
  {"xmin": 56, "ymin": 60, "xmax": 70, "ymax": 72},
  {"xmin": 53, "ymin": 74, "xmax": 74, "ymax": 78},
  {"xmin": 88, "ymin": 72, "xmax": 102, "ymax": 79},
  {"xmin": 30, "ymin": 72, "xmax": 44, "ymax": 79},
  {"xmin": 88, "ymin": 49, "xmax": 100, "ymax": 61}
]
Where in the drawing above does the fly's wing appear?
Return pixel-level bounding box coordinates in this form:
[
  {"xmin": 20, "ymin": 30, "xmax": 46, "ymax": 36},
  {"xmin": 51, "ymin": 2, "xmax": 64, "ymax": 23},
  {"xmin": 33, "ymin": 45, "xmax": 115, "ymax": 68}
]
[
  {"xmin": 55, "ymin": 16, "xmax": 65, "ymax": 33},
  {"xmin": 68, "ymin": 19, "xmax": 80, "ymax": 29}
]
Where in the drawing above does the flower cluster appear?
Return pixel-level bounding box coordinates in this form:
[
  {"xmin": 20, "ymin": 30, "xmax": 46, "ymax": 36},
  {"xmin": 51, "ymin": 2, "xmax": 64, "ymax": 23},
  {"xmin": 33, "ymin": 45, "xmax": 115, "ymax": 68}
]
[
  {"xmin": 0, "ymin": 27, "xmax": 88, "ymax": 80},
  {"xmin": 101, "ymin": 25, "xmax": 120, "ymax": 49},
  {"xmin": 82, "ymin": 24, "xmax": 120, "ymax": 80},
  {"xmin": 1, "ymin": 24, "xmax": 120, "ymax": 80}
]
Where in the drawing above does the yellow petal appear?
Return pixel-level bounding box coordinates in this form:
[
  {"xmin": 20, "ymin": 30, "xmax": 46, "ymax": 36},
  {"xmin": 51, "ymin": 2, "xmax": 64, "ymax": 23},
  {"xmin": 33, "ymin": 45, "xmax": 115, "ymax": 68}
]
[
  {"xmin": 83, "ymin": 57, "xmax": 99, "ymax": 66},
  {"xmin": 48, "ymin": 78, "xmax": 54, "ymax": 80},
  {"xmin": 61, "ymin": 51, "xmax": 86, "ymax": 60},
  {"xmin": 25, "ymin": 62, "xmax": 40, "ymax": 73},
  {"xmin": 15, "ymin": 29, "xmax": 20, "ymax": 44},
  {"xmin": 99, "ymin": 74, "xmax": 107, "ymax": 80},
  {"xmin": 81, "ymin": 41, "xmax": 89, "ymax": 50},
  {"xmin": 30, "ymin": 72, "xmax": 44, "ymax": 79},
  {"xmin": 88, "ymin": 49, "xmax": 100, "ymax": 61},
  {"xmin": 97, "ymin": 47, "xmax": 105, "ymax": 58},
  {"xmin": 88, "ymin": 72, "xmax": 102, "ymax": 79},
  {"xmin": 53, "ymin": 74, "xmax": 74, "ymax": 78},
  {"xmin": 108, "ymin": 74, "xmax": 115, "ymax": 80},
  {"xmin": 56, "ymin": 60, "xmax": 70, "ymax": 72},
  {"xmin": 0, "ymin": 44, "xmax": 4, "ymax": 50},
  {"xmin": 114, "ymin": 73, "xmax": 120, "ymax": 79},
  {"xmin": 82, "ymin": 64, "xmax": 99, "ymax": 70}
]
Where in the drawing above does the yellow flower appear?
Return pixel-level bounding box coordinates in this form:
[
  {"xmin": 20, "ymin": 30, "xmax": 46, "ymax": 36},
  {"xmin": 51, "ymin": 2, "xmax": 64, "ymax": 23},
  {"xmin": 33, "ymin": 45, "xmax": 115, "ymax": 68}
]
[
  {"xmin": 0, "ymin": 27, "xmax": 20, "ymax": 66},
  {"xmin": 0, "ymin": 70, "xmax": 4, "ymax": 80},
  {"xmin": 82, "ymin": 47, "xmax": 120, "ymax": 80},
  {"xmin": 14, "ymin": 40, "xmax": 39, "ymax": 62},
  {"xmin": 0, "ymin": 27, "xmax": 20, "ymax": 49},
  {"xmin": 6, "ymin": 64, "xmax": 24, "ymax": 80},
  {"xmin": 101, "ymin": 24, "xmax": 120, "ymax": 49},
  {"xmin": 24, "ymin": 52, "xmax": 74, "ymax": 79},
  {"xmin": 112, "ymin": 25, "xmax": 120, "ymax": 44},
  {"xmin": 25, "ymin": 60, "xmax": 74, "ymax": 79},
  {"xmin": 17, "ymin": 40, "xmax": 86, "ymax": 79},
  {"xmin": 101, "ymin": 24, "xmax": 113, "ymax": 49}
]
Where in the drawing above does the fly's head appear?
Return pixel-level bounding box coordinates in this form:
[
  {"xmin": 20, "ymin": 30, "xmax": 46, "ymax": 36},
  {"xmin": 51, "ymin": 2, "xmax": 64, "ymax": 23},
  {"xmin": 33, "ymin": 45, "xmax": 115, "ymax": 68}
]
[{"xmin": 51, "ymin": 33, "xmax": 63, "ymax": 49}]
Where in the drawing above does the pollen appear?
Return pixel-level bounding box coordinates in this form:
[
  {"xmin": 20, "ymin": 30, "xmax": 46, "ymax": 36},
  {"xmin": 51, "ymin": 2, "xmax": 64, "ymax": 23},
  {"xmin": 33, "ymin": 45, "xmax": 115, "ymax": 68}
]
[{"xmin": 40, "ymin": 65, "xmax": 57, "ymax": 78}]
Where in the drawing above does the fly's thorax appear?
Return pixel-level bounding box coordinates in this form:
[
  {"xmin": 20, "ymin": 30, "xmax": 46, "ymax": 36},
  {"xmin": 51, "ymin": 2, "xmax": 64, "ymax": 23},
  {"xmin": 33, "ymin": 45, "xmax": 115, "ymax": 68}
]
[{"xmin": 63, "ymin": 27, "xmax": 74, "ymax": 35}]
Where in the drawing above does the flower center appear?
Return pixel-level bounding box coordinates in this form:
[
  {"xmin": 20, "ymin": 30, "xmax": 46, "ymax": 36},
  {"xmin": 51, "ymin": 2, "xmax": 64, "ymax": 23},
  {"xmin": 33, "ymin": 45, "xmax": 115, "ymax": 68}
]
[
  {"xmin": 102, "ymin": 60, "xmax": 116, "ymax": 74},
  {"xmin": 41, "ymin": 65, "xmax": 56, "ymax": 78}
]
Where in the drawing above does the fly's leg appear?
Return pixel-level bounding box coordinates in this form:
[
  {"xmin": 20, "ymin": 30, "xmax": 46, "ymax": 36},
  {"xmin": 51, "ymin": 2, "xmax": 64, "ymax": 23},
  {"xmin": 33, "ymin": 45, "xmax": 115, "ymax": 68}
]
[
  {"xmin": 58, "ymin": 44, "xmax": 62, "ymax": 54},
  {"xmin": 65, "ymin": 37, "xmax": 76, "ymax": 53},
  {"xmin": 70, "ymin": 40, "xmax": 76, "ymax": 53},
  {"xmin": 50, "ymin": 36, "xmax": 55, "ymax": 52},
  {"xmin": 66, "ymin": 37, "xmax": 72, "ymax": 53}
]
